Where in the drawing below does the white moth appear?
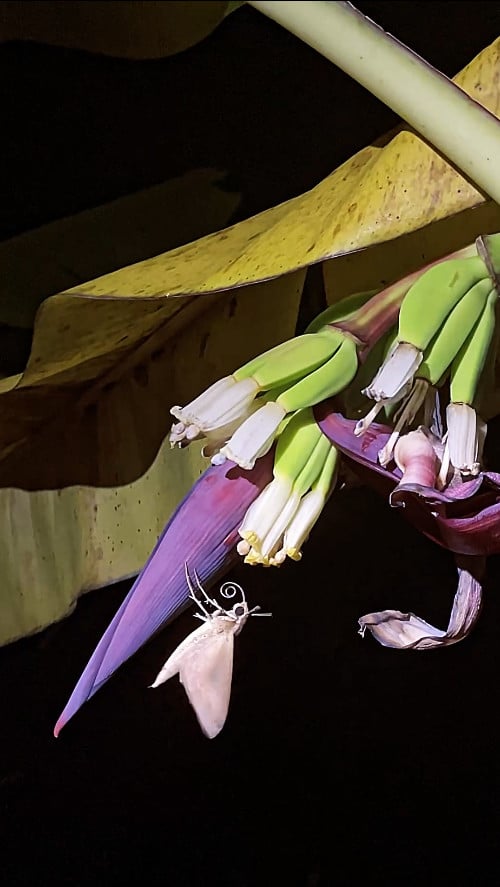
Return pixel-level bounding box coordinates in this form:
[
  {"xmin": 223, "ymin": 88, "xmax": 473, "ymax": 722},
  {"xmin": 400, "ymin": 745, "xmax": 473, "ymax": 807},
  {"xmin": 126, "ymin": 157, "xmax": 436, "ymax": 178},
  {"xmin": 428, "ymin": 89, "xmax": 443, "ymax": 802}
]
[{"xmin": 150, "ymin": 563, "xmax": 270, "ymax": 739}]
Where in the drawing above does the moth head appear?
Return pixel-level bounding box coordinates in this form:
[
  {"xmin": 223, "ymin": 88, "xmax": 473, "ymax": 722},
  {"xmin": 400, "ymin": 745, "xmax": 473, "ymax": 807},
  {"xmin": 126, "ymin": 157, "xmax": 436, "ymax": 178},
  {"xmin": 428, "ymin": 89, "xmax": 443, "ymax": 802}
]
[{"xmin": 232, "ymin": 602, "xmax": 248, "ymax": 619}]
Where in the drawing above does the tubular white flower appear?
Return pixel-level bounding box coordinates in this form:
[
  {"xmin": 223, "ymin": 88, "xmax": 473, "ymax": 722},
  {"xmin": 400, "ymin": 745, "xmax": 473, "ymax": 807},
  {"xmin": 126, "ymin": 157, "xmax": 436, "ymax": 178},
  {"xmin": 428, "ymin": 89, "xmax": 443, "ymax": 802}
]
[
  {"xmin": 237, "ymin": 432, "xmax": 338, "ymax": 566},
  {"xmin": 280, "ymin": 488, "xmax": 326, "ymax": 562},
  {"xmin": 220, "ymin": 401, "xmax": 286, "ymax": 470},
  {"xmin": 201, "ymin": 397, "xmax": 268, "ymax": 461},
  {"xmin": 446, "ymin": 403, "xmax": 485, "ymax": 475},
  {"xmin": 364, "ymin": 342, "xmax": 422, "ymax": 402},
  {"xmin": 354, "ymin": 382, "xmax": 412, "ymax": 437},
  {"xmin": 259, "ymin": 491, "xmax": 302, "ymax": 560},
  {"xmin": 169, "ymin": 376, "xmax": 259, "ymax": 448},
  {"xmin": 377, "ymin": 379, "xmax": 430, "ymax": 468},
  {"xmin": 238, "ymin": 476, "xmax": 293, "ymax": 548},
  {"xmin": 171, "ymin": 376, "xmax": 237, "ymax": 424}
]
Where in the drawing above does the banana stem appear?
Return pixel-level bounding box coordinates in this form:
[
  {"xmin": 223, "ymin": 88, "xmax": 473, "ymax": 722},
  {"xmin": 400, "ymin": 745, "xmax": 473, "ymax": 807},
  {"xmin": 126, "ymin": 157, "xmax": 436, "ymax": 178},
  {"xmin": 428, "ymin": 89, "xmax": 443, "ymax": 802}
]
[{"xmin": 248, "ymin": 1, "xmax": 500, "ymax": 204}]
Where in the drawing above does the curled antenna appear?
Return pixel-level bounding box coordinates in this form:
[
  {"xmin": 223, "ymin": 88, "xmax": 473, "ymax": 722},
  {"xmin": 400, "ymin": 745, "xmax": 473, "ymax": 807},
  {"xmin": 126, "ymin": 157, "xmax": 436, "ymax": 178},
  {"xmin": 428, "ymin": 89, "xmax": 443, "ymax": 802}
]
[
  {"xmin": 184, "ymin": 561, "xmax": 272, "ymax": 619},
  {"xmin": 220, "ymin": 580, "xmax": 245, "ymax": 603}
]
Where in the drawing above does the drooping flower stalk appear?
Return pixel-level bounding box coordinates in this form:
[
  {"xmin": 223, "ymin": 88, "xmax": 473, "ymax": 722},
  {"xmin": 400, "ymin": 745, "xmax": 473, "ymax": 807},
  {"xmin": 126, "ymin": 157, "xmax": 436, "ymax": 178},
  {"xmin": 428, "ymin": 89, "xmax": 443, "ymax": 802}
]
[{"xmin": 248, "ymin": 1, "xmax": 500, "ymax": 205}]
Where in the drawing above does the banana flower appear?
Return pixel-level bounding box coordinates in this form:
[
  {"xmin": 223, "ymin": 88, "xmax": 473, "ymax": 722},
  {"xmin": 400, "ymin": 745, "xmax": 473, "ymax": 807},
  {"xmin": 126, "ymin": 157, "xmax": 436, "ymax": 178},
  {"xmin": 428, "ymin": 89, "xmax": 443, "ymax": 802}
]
[
  {"xmin": 55, "ymin": 235, "xmax": 500, "ymax": 731},
  {"xmin": 317, "ymin": 404, "xmax": 500, "ymax": 556},
  {"xmin": 54, "ymin": 451, "xmax": 274, "ymax": 736},
  {"xmin": 316, "ymin": 401, "xmax": 500, "ymax": 649}
]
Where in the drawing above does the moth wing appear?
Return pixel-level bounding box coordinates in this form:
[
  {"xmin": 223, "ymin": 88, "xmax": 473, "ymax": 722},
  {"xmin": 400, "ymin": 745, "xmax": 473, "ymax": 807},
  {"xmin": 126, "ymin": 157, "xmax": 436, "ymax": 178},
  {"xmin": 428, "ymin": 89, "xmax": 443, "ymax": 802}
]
[
  {"xmin": 151, "ymin": 621, "xmax": 214, "ymax": 687},
  {"xmin": 179, "ymin": 625, "xmax": 235, "ymax": 739}
]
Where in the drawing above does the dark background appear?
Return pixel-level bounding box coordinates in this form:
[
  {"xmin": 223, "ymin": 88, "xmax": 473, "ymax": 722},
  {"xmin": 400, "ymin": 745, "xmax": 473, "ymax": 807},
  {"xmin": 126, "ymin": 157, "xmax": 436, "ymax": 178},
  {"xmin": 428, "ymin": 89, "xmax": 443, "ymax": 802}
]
[{"xmin": 2, "ymin": 3, "xmax": 500, "ymax": 885}]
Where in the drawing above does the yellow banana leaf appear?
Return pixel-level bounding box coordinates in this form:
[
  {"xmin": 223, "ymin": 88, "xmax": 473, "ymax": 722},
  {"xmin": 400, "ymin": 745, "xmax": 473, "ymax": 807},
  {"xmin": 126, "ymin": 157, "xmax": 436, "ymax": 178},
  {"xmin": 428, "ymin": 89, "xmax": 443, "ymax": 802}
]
[
  {"xmin": 0, "ymin": 1, "xmax": 231, "ymax": 59},
  {"xmin": 2, "ymin": 37, "xmax": 500, "ymax": 645}
]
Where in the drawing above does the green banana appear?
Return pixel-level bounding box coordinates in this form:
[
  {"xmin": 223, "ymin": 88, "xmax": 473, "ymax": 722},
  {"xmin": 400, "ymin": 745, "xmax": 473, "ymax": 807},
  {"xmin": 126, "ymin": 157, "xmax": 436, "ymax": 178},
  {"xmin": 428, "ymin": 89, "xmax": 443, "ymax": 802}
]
[
  {"xmin": 277, "ymin": 335, "xmax": 358, "ymax": 414},
  {"xmin": 282, "ymin": 444, "xmax": 339, "ymax": 563},
  {"xmin": 398, "ymin": 255, "xmax": 489, "ymax": 352},
  {"xmin": 292, "ymin": 432, "xmax": 332, "ymax": 498},
  {"xmin": 474, "ymin": 317, "xmax": 500, "ymax": 420},
  {"xmin": 273, "ymin": 407, "xmax": 325, "ymax": 482},
  {"xmin": 237, "ymin": 406, "xmax": 333, "ymax": 560},
  {"xmin": 418, "ymin": 277, "xmax": 493, "ymax": 386},
  {"xmin": 259, "ymin": 432, "xmax": 332, "ymax": 560},
  {"xmin": 450, "ymin": 287, "xmax": 498, "ymax": 406},
  {"xmin": 233, "ymin": 327, "xmax": 343, "ymax": 390}
]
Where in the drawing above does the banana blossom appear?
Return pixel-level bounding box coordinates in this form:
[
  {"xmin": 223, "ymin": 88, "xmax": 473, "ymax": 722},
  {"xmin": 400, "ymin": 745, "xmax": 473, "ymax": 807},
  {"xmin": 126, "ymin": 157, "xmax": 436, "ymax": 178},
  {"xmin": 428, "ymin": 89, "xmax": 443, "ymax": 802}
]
[
  {"xmin": 54, "ymin": 452, "xmax": 274, "ymax": 736},
  {"xmin": 316, "ymin": 401, "xmax": 500, "ymax": 649}
]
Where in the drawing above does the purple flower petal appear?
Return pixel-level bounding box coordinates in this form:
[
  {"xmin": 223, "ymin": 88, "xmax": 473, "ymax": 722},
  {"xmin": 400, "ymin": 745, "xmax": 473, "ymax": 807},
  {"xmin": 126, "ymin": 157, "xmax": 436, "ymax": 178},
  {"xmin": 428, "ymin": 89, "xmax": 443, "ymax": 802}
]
[
  {"xmin": 54, "ymin": 452, "xmax": 274, "ymax": 736},
  {"xmin": 359, "ymin": 556, "xmax": 484, "ymax": 650},
  {"xmin": 315, "ymin": 401, "xmax": 500, "ymax": 555}
]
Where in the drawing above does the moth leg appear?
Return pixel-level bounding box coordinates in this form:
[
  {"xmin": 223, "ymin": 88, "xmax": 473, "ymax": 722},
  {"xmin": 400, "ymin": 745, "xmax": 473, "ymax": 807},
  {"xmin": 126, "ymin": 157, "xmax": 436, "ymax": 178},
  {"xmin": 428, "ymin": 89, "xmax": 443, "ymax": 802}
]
[
  {"xmin": 249, "ymin": 607, "xmax": 272, "ymax": 617},
  {"xmin": 192, "ymin": 567, "xmax": 218, "ymax": 609},
  {"xmin": 186, "ymin": 562, "xmax": 232, "ymax": 618},
  {"xmin": 185, "ymin": 562, "xmax": 212, "ymax": 618},
  {"xmin": 193, "ymin": 571, "xmax": 229, "ymax": 614},
  {"xmin": 187, "ymin": 591, "xmax": 212, "ymax": 619}
]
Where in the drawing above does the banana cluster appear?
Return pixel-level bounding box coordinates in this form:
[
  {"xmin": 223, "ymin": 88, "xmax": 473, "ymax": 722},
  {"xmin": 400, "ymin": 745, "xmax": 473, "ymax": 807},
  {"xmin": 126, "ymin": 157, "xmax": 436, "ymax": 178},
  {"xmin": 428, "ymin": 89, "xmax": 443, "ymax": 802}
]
[
  {"xmin": 170, "ymin": 309, "xmax": 361, "ymax": 470},
  {"xmin": 358, "ymin": 234, "xmax": 500, "ymax": 476},
  {"xmin": 236, "ymin": 407, "xmax": 338, "ymax": 566}
]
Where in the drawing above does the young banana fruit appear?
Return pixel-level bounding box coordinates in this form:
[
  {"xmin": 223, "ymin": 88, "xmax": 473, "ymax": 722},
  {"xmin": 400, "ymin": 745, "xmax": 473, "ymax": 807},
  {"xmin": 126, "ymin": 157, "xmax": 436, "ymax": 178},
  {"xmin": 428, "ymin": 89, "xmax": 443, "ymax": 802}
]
[
  {"xmin": 357, "ymin": 234, "xmax": 500, "ymax": 476},
  {"xmin": 237, "ymin": 407, "xmax": 338, "ymax": 565},
  {"xmin": 418, "ymin": 277, "xmax": 494, "ymax": 387},
  {"xmin": 446, "ymin": 287, "xmax": 498, "ymax": 473},
  {"xmin": 398, "ymin": 255, "xmax": 490, "ymax": 352},
  {"xmin": 364, "ymin": 236, "xmax": 500, "ymax": 403}
]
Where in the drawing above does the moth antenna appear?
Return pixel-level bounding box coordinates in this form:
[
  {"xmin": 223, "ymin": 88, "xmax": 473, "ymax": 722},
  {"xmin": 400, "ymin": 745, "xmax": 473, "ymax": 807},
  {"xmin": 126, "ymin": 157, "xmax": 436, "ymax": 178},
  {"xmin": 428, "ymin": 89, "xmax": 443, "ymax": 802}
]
[{"xmin": 220, "ymin": 580, "xmax": 246, "ymax": 604}]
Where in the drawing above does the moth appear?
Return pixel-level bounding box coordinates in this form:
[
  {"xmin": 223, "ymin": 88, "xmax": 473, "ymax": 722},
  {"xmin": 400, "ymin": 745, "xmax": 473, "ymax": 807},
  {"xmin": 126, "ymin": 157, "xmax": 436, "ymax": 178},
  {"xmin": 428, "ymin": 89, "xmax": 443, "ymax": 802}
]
[{"xmin": 150, "ymin": 563, "xmax": 270, "ymax": 739}]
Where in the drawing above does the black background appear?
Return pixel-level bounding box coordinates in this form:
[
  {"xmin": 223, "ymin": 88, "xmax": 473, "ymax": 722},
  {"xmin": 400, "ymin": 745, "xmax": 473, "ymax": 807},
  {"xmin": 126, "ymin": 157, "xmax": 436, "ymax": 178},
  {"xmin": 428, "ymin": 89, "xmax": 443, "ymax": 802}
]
[{"xmin": 2, "ymin": 3, "xmax": 500, "ymax": 885}]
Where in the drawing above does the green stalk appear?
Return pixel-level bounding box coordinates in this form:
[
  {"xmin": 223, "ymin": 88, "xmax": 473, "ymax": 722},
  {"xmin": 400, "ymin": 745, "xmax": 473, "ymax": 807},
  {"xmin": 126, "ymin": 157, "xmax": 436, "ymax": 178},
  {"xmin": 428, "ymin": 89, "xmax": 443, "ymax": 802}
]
[{"xmin": 248, "ymin": 1, "xmax": 500, "ymax": 204}]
